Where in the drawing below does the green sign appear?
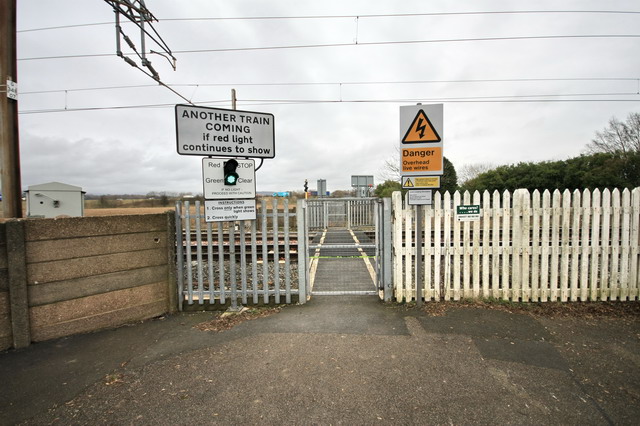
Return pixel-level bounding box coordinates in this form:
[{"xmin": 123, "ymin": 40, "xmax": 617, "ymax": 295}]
[{"xmin": 456, "ymin": 205, "xmax": 481, "ymax": 221}]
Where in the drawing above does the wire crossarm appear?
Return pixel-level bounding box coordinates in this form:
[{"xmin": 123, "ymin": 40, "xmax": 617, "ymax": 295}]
[{"xmin": 104, "ymin": 0, "xmax": 177, "ymax": 81}]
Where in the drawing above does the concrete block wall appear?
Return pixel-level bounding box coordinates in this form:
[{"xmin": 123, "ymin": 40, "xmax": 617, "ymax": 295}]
[
  {"xmin": 0, "ymin": 212, "xmax": 177, "ymax": 351},
  {"xmin": 0, "ymin": 230, "xmax": 11, "ymax": 350}
]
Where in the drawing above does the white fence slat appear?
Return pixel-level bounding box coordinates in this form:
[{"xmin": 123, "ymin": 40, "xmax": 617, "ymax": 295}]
[
  {"xmin": 630, "ymin": 188, "xmax": 640, "ymax": 300},
  {"xmin": 620, "ymin": 189, "xmax": 631, "ymax": 300},
  {"xmin": 521, "ymin": 190, "xmax": 532, "ymax": 302},
  {"xmin": 540, "ymin": 190, "xmax": 551, "ymax": 302},
  {"xmin": 601, "ymin": 189, "xmax": 611, "ymax": 300},
  {"xmin": 512, "ymin": 190, "xmax": 523, "ymax": 301},
  {"xmin": 434, "ymin": 192, "xmax": 442, "ymax": 301},
  {"xmin": 560, "ymin": 190, "xmax": 571, "ymax": 302},
  {"xmin": 550, "ymin": 190, "xmax": 561, "ymax": 301},
  {"xmin": 472, "ymin": 191, "xmax": 481, "ymax": 298},
  {"xmin": 580, "ymin": 190, "xmax": 591, "ymax": 301},
  {"xmin": 444, "ymin": 191, "xmax": 452, "ymax": 300},
  {"xmin": 462, "ymin": 191, "xmax": 471, "ymax": 299},
  {"xmin": 502, "ymin": 191, "xmax": 511, "ymax": 300},
  {"xmin": 590, "ymin": 189, "xmax": 601, "ymax": 301},
  {"xmin": 481, "ymin": 191, "xmax": 491, "ymax": 298},
  {"xmin": 453, "ymin": 191, "xmax": 462, "ymax": 300},
  {"xmin": 611, "ymin": 189, "xmax": 621, "ymax": 300},
  {"xmin": 570, "ymin": 190, "xmax": 581, "ymax": 302},
  {"xmin": 531, "ymin": 190, "xmax": 541, "ymax": 302},
  {"xmin": 491, "ymin": 190, "xmax": 501, "ymax": 299}
]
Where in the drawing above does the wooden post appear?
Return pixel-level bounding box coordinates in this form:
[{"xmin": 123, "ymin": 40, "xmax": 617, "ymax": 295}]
[{"xmin": 0, "ymin": 0, "xmax": 23, "ymax": 218}]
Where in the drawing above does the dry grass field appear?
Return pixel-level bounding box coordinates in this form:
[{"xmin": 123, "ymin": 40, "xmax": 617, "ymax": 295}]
[
  {"xmin": 0, "ymin": 196, "xmax": 297, "ymax": 220},
  {"xmin": 84, "ymin": 206, "xmax": 174, "ymax": 216}
]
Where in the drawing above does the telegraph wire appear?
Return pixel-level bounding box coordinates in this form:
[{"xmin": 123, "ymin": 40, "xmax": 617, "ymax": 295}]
[
  {"xmin": 18, "ymin": 92, "xmax": 640, "ymax": 115},
  {"xmin": 18, "ymin": 77, "xmax": 640, "ymax": 96},
  {"xmin": 17, "ymin": 9, "xmax": 640, "ymax": 32},
  {"xmin": 17, "ymin": 33, "xmax": 640, "ymax": 62},
  {"xmin": 171, "ymin": 34, "xmax": 640, "ymax": 56}
]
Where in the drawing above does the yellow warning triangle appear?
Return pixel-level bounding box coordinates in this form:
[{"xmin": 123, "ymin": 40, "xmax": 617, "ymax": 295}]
[
  {"xmin": 402, "ymin": 110, "xmax": 441, "ymax": 143},
  {"xmin": 403, "ymin": 178, "xmax": 414, "ymax": 188}
]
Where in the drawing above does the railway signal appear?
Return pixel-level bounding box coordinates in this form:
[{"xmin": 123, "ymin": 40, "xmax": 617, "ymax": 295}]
[{"xmin": 224, "ymin": 159, "xmax": 239, "ymax": 185}]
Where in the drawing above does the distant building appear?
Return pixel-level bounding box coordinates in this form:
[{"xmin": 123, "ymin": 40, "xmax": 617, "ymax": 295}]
[{"xmin": 26, "ymin": 182, "xmax": 85, "ymax": 218}]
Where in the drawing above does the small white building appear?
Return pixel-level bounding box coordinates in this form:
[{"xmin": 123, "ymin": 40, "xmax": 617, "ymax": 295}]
[{"xmin": 26, "ymin": 182, "xmax": 85, "ymax": 218}]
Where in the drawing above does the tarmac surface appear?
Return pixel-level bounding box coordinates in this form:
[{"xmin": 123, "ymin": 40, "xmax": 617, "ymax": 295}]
[{"xmin": 1, "ymin": 296, "xmax": 639, "ymax": 425}]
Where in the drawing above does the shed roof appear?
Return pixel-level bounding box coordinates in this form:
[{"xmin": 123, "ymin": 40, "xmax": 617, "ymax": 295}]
[{"xmin": 27, "ymin": 182, "xmax": 84, "ymax": 192}]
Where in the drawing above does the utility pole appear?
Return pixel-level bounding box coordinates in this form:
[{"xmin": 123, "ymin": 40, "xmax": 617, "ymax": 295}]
[{"xmin": 0, "ymin": 0, "xmax": 22, "ymax": 218}]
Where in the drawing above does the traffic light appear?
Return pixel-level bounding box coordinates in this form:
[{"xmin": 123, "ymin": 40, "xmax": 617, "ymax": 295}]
[
  {"xmin": 224, "ymin": 159, "xmax": 239, "ymax": 185},
  {"xmin": 304, "ymin": 179, "xmax": 308, "ymax": 192}
]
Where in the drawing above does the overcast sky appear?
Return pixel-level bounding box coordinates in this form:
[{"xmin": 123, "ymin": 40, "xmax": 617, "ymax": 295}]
[{"xmin": 15, "ymin": 0, "xmax": 640, "ymax": 195}]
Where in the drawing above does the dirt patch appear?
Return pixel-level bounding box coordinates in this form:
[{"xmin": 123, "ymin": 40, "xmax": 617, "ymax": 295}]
[
  {"xmin": 194, "ymin": 306, "xmax": 284, "ymax": 332},
  {"xmin": 418, "ymin": 299, "xmax": 640, "ymax": 319}
]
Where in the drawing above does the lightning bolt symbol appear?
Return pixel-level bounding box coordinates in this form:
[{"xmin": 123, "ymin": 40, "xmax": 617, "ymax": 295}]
[{"xmin": 416, "ymin": 118, "xmax": 427, "ymax": 139}]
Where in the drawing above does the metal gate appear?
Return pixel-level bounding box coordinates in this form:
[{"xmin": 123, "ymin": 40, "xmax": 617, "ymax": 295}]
[
  {"xmin": 299, "ymin": 198, "xmax": 393, "ymax": 299},
  {"xmin": 175, "ymin": 200, "xmax": 306, "ymax": 310}
]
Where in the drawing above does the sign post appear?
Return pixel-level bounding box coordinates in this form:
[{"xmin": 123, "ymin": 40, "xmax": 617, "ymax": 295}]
[{"xmin": 400, "ymin": 104, "xmax": 444, "ymax": 306}]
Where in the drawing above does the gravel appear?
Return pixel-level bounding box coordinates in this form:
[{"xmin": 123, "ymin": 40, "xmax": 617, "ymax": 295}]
[{"xmin": 183, "ymin": 260, "xmax": 299, "ymax": 292}]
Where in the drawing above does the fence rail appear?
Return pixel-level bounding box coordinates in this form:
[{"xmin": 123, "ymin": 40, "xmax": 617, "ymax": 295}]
[
  {"xmin": 307, "ymin": 198, "xmax": 377, "ymax": 230},
  {"xmin": 393, "ymin": 188, "xmax": 640, "ymax": 303}
]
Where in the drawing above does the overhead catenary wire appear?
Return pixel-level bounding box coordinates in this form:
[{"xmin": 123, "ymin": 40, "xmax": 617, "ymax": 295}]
[
  {"xmin": 17, "ymin": 33, "xmax": 640, "ymax": 62},
  {"xmin": 17, "ymin": 77, "xmax": 640, "ymax": 96},
  {"xmin": 16, "ymin": 9, "xmax": 640, "ymax": 32},
  {"xmin": 18, "ymin": 91, "xmax": 640, "ymax": 115}
]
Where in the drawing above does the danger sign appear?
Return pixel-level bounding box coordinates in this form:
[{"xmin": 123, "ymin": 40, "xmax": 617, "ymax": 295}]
[
  {"xmin": 401, "ymin": 147, "xmax": 443, "ymax": 174},
  {"xmin": 400, "ymin": 104, "xmax": 444, "ymax": 176},
  {"xmin": 402, "ymin": 109, "xmax": 441, "ymax": 143}
]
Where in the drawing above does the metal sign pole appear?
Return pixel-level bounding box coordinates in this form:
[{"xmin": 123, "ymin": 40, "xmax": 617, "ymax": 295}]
[{"xmin": 415, "ymin": 205, "xmax": 423, "ymax": 307}]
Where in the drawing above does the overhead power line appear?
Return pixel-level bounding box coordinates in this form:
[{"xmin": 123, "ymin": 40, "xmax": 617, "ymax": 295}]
[
  {"xmin": 17, "ymin": 33, "xmax": 640, "ymax": 62},
  {"xmin": 17, "ymin": 9, "xmax": 640, "ymax": 33},
  {"xmin": 18, "ymin": 91, "xmax": 640, "ymax": 115},
  {"xmin": 18, "ymin": 77, "xmax": 640, "ymax": 96}
]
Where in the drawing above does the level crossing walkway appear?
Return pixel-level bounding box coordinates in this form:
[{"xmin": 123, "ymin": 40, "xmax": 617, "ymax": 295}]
[{"xmin": 309, "ymin": 228, "xmax": 378, "ymax": 295}]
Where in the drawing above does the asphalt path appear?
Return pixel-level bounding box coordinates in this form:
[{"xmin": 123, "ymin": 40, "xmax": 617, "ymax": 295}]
[{"xmin": 1, "ymin": 296, "xmax": 638, "ymax": 425}]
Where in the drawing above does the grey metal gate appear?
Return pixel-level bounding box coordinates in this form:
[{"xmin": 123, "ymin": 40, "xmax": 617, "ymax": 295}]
[
  {"xmin": 300, "ymin": 198, "xmax": 393, "ymax": 299},
  {"xmin": 175, "ymin": 200, "xmax": 307, "ymax": 310}
]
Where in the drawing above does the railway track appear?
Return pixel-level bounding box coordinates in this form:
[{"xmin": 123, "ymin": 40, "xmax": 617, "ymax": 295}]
[{"xmin": 180, "ymin": 230, "xmax": 377, "ymax": 262}]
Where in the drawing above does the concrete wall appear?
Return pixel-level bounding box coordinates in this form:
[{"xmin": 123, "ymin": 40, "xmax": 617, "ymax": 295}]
[
  {"xmin": 0, "ymin": 212, "xmax": 177, "ymax": 351},
  {"xmin": 0, "ymin": 229, "xmax": 11, "ymax": 350}
]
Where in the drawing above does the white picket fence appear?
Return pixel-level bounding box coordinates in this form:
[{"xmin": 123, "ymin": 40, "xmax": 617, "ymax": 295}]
[{"xmin": 392, "ymin": 188, "xmax": 640, "ymax": 302}]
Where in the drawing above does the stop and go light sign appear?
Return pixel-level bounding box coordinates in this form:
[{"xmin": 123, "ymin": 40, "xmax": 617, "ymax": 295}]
[
  {"xmin": 224, "ymin": 159, "xmax": 239, "ymax": 185},
  {"xmin": 202, "ymin": 158, "xmax": 255, "ymax": 199}
]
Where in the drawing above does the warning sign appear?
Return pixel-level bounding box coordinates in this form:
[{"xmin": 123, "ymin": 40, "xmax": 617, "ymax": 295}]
[
  {"xmin": 402, "ymin": 110, "xmax": 441, "ymax": 143},
  {"xmin": 401, "ymin": 147, "xmax": 443, "ymax": 174},
  {"xmin": 175, "ymin": 104, "xmax": 275, "ymax": 159},
  {"xmin": 402, "ymin": 176, "xmax": 440, "ymax": 189},
  {"xmin": 400, "ymin": 104, "xmax": 444, "ymax": 177}
]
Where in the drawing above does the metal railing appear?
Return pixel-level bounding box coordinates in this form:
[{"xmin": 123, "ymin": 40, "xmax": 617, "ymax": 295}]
[{"xmin": 175, "ymin": 199, "xmax": 307, "ymax": 309}]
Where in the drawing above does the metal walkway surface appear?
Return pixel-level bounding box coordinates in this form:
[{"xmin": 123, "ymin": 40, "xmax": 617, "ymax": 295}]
[{"xmin": 310, "ymin": 228, "xmax": 378, "ymax": 296}]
